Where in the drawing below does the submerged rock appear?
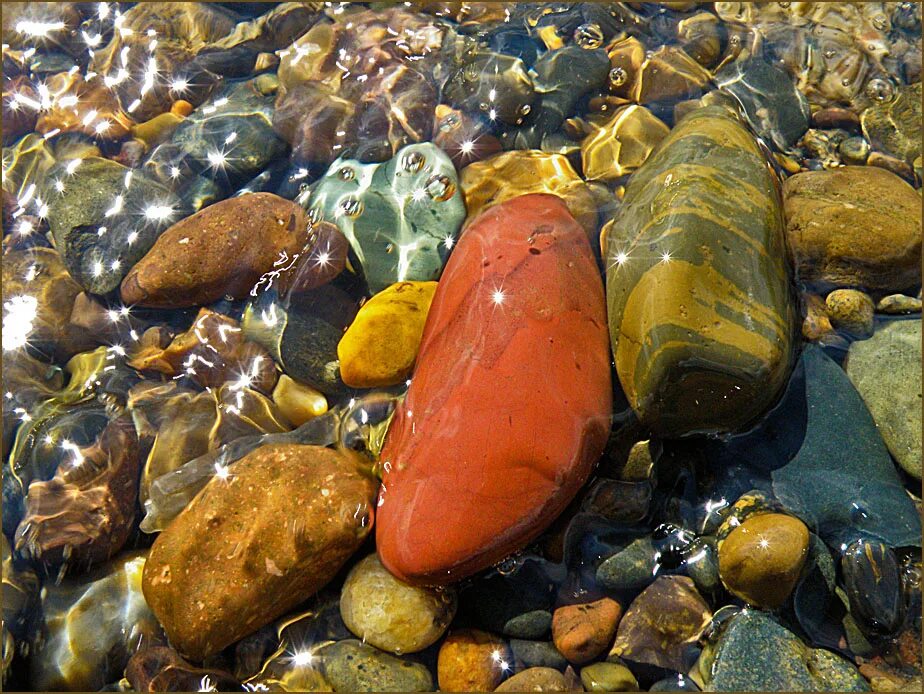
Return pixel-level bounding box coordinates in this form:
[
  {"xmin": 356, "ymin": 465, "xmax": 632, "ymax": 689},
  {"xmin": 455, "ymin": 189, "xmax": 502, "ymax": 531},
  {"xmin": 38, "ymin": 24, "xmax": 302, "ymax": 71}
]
[
  {"xmin": 861, "ymin": 82, "xmax": 922, "ymax": 164},
  {"xmin": 30, "ymin": 553, "xmax": 160, "ymax": 691},
  {"xmin": 307, "ymin": 143, "xmax": 465, "ymax": 294},
  {"xmin": 604, "ymin": 106, "xmax": 796, "ymax": 438},
  {"xmin": 120, "ymin": 193, "xmax": 310, "ymax": 308},
  {"xmin": 142, "ymin": 444, "xmax": 378, "ymax": 660},
  {"xmin": 44, "ymin": 157, "xmax": 187, "ymax": 295},
  {"xmin": 846, "ymin": 320, "xmax": 922, "ymax": 480},
  {"xmin": 320, "ymin": 639, "xmax": 432, "ymax": 693},
  {"xmin": 497, "ymin": 667, "xmax": 571, "ymax": 692},
  {"xmin": 376, "ymin": 194, "xmax": 612, "ymax": 584},
  {"xmin": 783, "ymin": 167, "xmax": 922, "ymax": 292},
  {"xmin": 825, "ymin": 289, "xmax": 875, "ymax": 338},
  {"xmin": 125, "ymin": 645, "xmax": 242, "ymax": 692},
  {"xmin": 438, "ymin": 629, "xmax": 511, "ymax": 692},
  {"xmin": 581, "ymin": 105, "xmax": 670, "ymax": 182},
  {"xmin": 340, "ymin": 553, "xmax": 456, "ymax": 654},
  {"xmin": 840, "ymin": 540, "xmax": 907, "ymax": 639},
  {"xmin": 771, "ymin": 345, "xmax": 921, "ymax": 549},
  {"xmin": 338, "ymin": 281, "xmax": 437, "ymax": 388},
  {"xmin": 701, "ymin": 610, "xmax": 869, "ymax": 691},
  {"xmin": 552, "ymin": 598, "xmax": 622, "ymax": 665}
]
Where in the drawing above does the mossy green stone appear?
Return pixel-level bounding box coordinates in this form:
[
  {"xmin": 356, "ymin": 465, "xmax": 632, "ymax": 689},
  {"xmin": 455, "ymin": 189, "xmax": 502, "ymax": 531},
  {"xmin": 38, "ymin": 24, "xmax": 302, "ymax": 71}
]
[
  {"xmin": 320, "ymin": 639, "xmax": 433, "ymax": 692},
  {"xmin": 580, "ymin": 662, "xmax": 639, "ymax": 692},
  {"xmin": 604, "ymin": 106, "xmax": 796, "ymax": 437},
  {"xmin": 703, "ymin": 610, "xmax": 869, "ymax": 691}
]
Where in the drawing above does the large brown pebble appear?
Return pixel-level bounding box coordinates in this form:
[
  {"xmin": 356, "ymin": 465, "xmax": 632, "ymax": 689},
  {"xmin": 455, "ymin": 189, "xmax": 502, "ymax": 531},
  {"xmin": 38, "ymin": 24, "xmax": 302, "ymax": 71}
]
[
  {"xmin": 121, "ymin": 193, "xmax": 309, "ymax": 308},
  {"xmin": 552, "ymin": 598, "xmax": 622, "ymax": 664},
  {"xmin": 438, "ymin": 629, "xmax": 511, "ymax": 692},
  {"xmin": 495, "ymin": 667, "xmax": 571, "ymax": 692},
  {"xmin": 718, "ymin": 512, "xmax": 810, "ymax": 609},
  {"xmin": 825, "ymin": 289, "xmax": 875, "ymax": 339},
  {"xmin": 783, "ymin": 167, "xmax": 921, "ymax": 292},
  {"xmin": 141, "ymin": 444, "xmax": 378, "ymax": 661}
]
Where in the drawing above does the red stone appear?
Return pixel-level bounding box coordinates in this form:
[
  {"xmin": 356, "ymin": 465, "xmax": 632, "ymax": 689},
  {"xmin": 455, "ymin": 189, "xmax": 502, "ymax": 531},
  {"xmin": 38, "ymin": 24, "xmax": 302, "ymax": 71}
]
[{"xmin": 376, "ymin": 193, "xmax": 612, "ymax": 585}]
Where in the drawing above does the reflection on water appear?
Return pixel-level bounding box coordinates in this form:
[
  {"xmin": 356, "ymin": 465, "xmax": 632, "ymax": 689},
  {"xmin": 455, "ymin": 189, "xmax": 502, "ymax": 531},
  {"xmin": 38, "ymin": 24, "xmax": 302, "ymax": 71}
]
[{"xmin": 1, "ymin": 2, "xmax": 921, "ymax": 691}]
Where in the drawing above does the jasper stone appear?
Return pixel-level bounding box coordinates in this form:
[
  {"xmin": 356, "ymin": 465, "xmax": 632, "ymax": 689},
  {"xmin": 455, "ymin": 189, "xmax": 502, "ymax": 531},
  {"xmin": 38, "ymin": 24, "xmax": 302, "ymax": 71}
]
[
  {"xmin": 552, "ymin": 598, "xmax": 622, "ymax": 664},
  {"xmin": 782, "ymin": 167, "xmax": 922, "ymax": 292},
  {"xmin": 609, "ymin": 576, "xmax": 711, "ymax": 673},
  {"xmin": 461, "ymin": 150, "xmax": 600, "ymax": 238},
  {"xmin": 846, "ymin": 320, "xmax": 922, "ymax": 479},
  {"xmin": 376, "ymin": 194, "xmax": 612, "ymax": 584},
  {"xmin": 320, "ymin": 639, "xmax": 432, "ymax": 692},
  {"xmin": 338, "ymin": 281, "xmax": 437, "ymax": 388},
  {"xmin": 142, "ymin": 444, "xmax": 378, "ymax": 660},
  {"xmin": 605, "ymin": 106, "xmax": 796, "ymax": 438},
  {"xmin": 44, "ymin": 157, "xmax": 187, "ymax": 295},
  {"xmin": 717, "ymin": 513, "xmax": 810, "ymax": 608},
  {"xmin": 438, "ymin": 629, "xmax": 511, "ymax": 692},
  {"xmin": 307, "ymin": 143, "xmax": 465, "ymax": 294},
  {"xmin": 702, "ymin": 610, "xmax": 869, "ymax": 691},
  {"xmin": 340, "ymin": 553, "xmax": 457, "ymax": 654},
  {"xmin": 120, "ymin": 193, "xmax": 310, "ymax": 308}
]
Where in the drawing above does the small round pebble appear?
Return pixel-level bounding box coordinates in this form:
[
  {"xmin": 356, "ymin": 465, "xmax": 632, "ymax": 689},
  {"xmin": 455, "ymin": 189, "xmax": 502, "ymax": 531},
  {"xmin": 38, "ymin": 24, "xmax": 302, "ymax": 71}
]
[
  {"xmin": 838, "ymin": 136, "xmax": 870, "ymax": 165},
  {"xmin": 718, "ymin": 513, "xmax": 810, "ymax": 609},
  {"xmin": 551, "ymin": 597, "xmax": 622, "ymax": 664},
  {"xmin": 438, "ymin": 629, "xmax": 511, "ymax": 692},
  {"xmin": 340, "ymin": 553, "xmax": 457, "ymax": 654},
  {"xmin": 272, "ymin": 375, "xmax": 328, "ymax": 426},
  {"xmin": 495, "ymin": 667, "xmax": 570, "ymax": 692},
  {"xmin": 579, "ymin": 662, "xmax": 639, "ymax": 692},
  {"xmin": 826, "ymin": 289, "xmax": 875, "ymax": 338}
]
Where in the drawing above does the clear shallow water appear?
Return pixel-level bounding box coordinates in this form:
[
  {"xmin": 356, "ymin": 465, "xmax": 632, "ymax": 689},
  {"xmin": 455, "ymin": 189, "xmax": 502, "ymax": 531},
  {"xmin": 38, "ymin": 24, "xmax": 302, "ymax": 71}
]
[{"xmin": 1, "ymin": 2, "xmax": 921, "ymax": 692}]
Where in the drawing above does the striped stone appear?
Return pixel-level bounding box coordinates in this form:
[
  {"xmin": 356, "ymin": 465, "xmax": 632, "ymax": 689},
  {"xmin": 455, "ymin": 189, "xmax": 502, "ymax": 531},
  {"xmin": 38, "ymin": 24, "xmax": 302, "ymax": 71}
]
[{"xmin": 604, "ymin": 106, "xmax": 796, "ymax": 437}]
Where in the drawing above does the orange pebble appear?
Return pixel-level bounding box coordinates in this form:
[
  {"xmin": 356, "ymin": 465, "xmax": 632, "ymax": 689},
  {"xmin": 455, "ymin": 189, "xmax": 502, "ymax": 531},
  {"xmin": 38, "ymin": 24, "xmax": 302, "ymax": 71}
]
[{"xmin": 170, "ymin": 100, "xmax": 193, "ymax": 117}]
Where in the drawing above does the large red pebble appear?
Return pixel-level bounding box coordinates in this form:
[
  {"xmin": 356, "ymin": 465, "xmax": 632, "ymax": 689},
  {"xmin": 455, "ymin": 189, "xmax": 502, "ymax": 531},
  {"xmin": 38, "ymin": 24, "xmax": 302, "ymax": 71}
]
[{"xmin": 376, "ymin": 193, "xmax": 612, "ymax": 585}]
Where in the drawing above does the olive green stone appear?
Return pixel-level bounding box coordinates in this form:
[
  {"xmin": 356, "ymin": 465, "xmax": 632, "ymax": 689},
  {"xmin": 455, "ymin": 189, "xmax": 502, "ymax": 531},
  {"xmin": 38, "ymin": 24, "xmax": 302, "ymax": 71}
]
[
  {"xmin": 307, "ymin": 143, "xmax": 465, "ymax": 294},
  {"xmin": 320, "ymin": 639, "xmax": 433, "ymax": 692},
  {"xmin": 702, "ymin": 610, "xmax": 869, "ymax": 691},
  {"xmin": 846, "ymin": 319, "xmax": 922, "ymax": 479},
  {"xmin": 604, "ymin": 106, "xmax": 796, "ymax": 437},
  {"xmin": 596, "ymin": 536, "xmax": 658, "ymax": 592},
  {"xmin": 861, "ymin": 82, "xmax": 922, "ymax": 164},
  {"xmin": 580, "ymin": 662, "xmax": 639, "ymax": 692}
]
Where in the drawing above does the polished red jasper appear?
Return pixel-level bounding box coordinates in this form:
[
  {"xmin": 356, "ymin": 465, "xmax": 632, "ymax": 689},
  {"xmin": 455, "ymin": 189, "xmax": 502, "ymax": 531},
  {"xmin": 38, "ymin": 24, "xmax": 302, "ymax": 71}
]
[{"xmin": 376, "ymin": 193, "xmax": 612, "ymax": 585}]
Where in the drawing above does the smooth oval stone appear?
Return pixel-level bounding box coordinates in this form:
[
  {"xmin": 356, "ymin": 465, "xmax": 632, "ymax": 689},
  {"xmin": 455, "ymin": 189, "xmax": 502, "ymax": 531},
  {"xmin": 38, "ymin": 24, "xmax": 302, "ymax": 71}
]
[
  {"xmin": 340, "ymin": 553, "xmax": 457, "ymax": 654},
  {"xmin": 597, "ymin": 536, "xmax": 659, "ymax": 592},
  {"xmin": 271, "ymin": 375, "xmax": 328, "ymax": 427},
  {"xmin": 120, "ymin": 193, "xmax": 310, "ymax": 308},
  {"xmin": 30, "ymin": 553, "xmax": 161, "ymax": 691},
  {"xmin": 840, "ymin": 540, "xmax": 906, "ymax": 638},
  {"xmin": 497, "ymin": 667, "xmax": 570, "ymax": 692},
  {"xmin": 609, "ymin": 576, "xmax": 711, "ymax": 673},
  {"xmin": 825, "ymin": 289, "xmax": 874, "ymax": 338},
  {"xmin": 783, "ymin": 167, "xmax": 922, "ymax": 292},
  {"xmin": 581, "ymin": 105, "xmax": 669, "ymax": 183},
  {"xmin": 604, "ymin": 106, "xmax": 796, "ymax": 438},
  {"xmin": 376, "ymin": 194, "xmax": 612, "ymax": 584},
  {"xmin": 701, "ymin": 610, "xmax": 869, "ymax": 691},
  {"xmin": 580, "ymin": 662, "xmax": 639, "ymax": 692},
  {"xmin": 320, "ymin": 639, "xmax": 432, "ymax": 693},
  {"xmin": 438, "ymin": 629, "xmax": 511, "ymax": 692},
  {"xmin": 44, "ymin": 157, "xmax": 187, "ymax": 295},
  {"xmin": 876, "ymin": 294, "xmax": 921, "ymax": 315},
  {"xmin": 338, "ymin": 281, "xmax": 437, "ymax": 388},
  {"xmin": 510, "ymin": 640, "xmax": 568, "ymax": 672},
  {"xmin": 142, "ymin": 444, "xmax": 378, "ymax": 660},
  {"xmin": 552, "ymin": 598, "xmax": 622, "ymax": 665},
  {"xmin": 846, "ymin": 320, "xmax": 921, "ymax": 479},
  {"xmin": 460, "ymin": 150, "xmax": 600, "ymax": 239},
  {"xmin": 307, "ymin": 142, "xmax": 465, "ymax": 294},
  {"xmin": 717, "ymin": 513, "xmax": 810, "ymax": 609}
]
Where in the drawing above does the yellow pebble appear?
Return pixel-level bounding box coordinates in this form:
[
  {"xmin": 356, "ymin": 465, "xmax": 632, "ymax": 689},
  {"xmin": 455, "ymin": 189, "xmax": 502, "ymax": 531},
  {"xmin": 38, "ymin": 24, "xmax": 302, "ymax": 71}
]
[
  {"xmin": 272, "ymin": 375, "xmax": 328, "ymax": 426},
  {"xmin": 170, "ymin": 99, "xmax": 193, "ymax": 117},
  {"xmin": 338, "ymin": 282, "xmax": 437, "ymax": 388},
  {"xmin": 131, "ymin": 112, "xmax": 184, "ymax": 149}
]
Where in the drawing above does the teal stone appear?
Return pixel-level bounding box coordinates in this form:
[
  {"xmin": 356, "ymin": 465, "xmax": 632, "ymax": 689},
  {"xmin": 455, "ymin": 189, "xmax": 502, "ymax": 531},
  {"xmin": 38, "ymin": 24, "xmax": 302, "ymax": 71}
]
[
  {"xmin": 43, "ymin": 157, "xmax": 188, "ymax": 295},
  {"xmin": 703, "ymin": 611, "xmax": 869, "ymax": 692},
  {"xmin": 771, "ymin": 345, "xmax": 921, "ymax": 550},
  {"xmin": 320, "ymin": 639, "xmax": 433, "ymax": 692},
  {"xmin": 306, "ymin": 143, "xmax": 466, "ymax": 294}
]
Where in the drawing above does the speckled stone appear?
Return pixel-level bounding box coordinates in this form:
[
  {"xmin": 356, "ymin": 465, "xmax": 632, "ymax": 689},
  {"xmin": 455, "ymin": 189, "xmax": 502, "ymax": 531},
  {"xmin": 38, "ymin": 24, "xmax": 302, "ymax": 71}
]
[
  {"xmin": 846, "ymin": 319, "xmax": 922, "ymax": 479},
  {"xmin": 702, "ymin": 610, "xmax": 869, "ymax": 691},
  {"xmin": 142, "ymin": 445, "xmax": 378, "ymax": 660},
  {"xmin": 438, "ymin": 629, "xmax": 511, "ymax": 692},
  {"xmin": 320, "ymin": 639, "xmax": 432, "ymax": 692},
  {"xmin": 307, "ymin": 143, "xmax": 465, "ymax": 294},
  {"xmin": 340, "ymin": 553, "xmax": 457, "ymax": 654},
  {"xmin": 826, "ymin": 289, "xmax": 875, "ymax": 339}
]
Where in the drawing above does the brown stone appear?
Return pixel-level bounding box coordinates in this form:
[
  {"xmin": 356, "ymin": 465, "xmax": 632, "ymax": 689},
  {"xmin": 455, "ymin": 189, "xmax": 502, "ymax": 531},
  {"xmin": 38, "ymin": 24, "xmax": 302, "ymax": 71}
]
[
  {"xmin": 581, "ymin": 105, "xmax": 669, "ymax": 182},
  {"xmin": 552, "ymin": 598, "xmax": 622, "ymax": 664},
  {"xmin": 632, "ymin": 46, "xmax": 711, "ymax": 105},
  {"xmin": 496, "ymin": 667, "xmax": 571, "ymax": 692},
  {"xmin": 718, "ymin": 512, "xmax": 810, "ymax": 609},
  {"xmin": 127, "ymin": 308, "xmax": 278, "ymax": 394},
  {"xmin": 609, "ymin": 576, "xmax": 711, "ymax": 672},
  {"xmin": 826, "ymin": 288, "xmax": 874, "ymax": 338},
  {"xmin": 606, "ymin": 37, "xmax": 644, "ymax": 98},
  {"xmin": 34, "ymin": 72, "xmax": 134, "ymax": 140},
  {"xmin": 783, "ymin": 167, "xmax": 922, "ymax": 291},
  {"xmin": 120, "ymin": 193, "xmax": 310, "ymax": 308},
  {"xmin": 142, "ymin": 444, "xmax": 378, "ymax": 661},
  {"xmin": 274, "ymin": 221, "xmax": 349, "ymax": 296},
  {"xmin": 801, "ymin": 293, "xmax": 835, "ymax": 341},
  {"xmin": 437, "ymin": 629, "xmax": 511, "ymax": 692}
]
